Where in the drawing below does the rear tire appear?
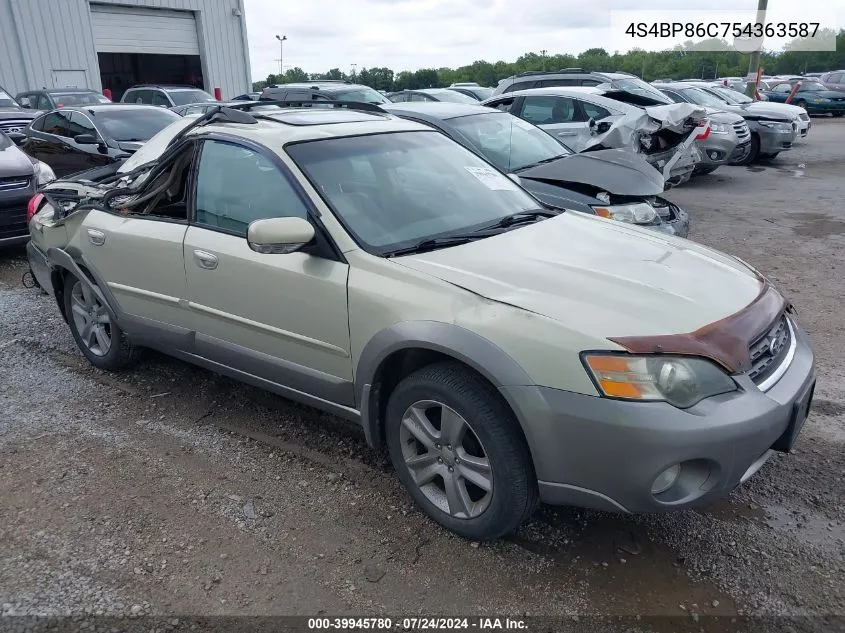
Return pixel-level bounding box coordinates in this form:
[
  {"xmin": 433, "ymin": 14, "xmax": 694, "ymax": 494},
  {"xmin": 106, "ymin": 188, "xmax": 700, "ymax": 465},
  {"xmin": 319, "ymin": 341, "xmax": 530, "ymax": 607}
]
[
  {"xmin": 742, "ymin": 133, "xmax": 761, "ymax": 165},
  {"xmin": 63, "ymin": 273, "xmax": 137, "ymax": 371},
  {"xmin": 385, "ymin": 361, "xmax": 538, "ymax": 540}
]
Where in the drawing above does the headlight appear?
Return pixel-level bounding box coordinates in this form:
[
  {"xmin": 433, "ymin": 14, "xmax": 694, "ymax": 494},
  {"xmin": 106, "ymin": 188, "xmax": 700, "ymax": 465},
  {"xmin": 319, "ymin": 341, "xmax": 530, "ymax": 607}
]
[
  {"xmin": 582, "ymin": 354, "xmax": 737, "ymax": 408},
  {"xmin": 757, "ymin": 120, "xmax": 792, "ymax": 131},
  {"xmin": 32, "ymin": 160, "xmax": 56, "ymax": 186},
  {"xmin": 709, "ymin": 122, "xmax": 729, "ymax": 134},
  {"xmin": 592, "ymin": 203, "xmax": 657, "ymax": 225}
]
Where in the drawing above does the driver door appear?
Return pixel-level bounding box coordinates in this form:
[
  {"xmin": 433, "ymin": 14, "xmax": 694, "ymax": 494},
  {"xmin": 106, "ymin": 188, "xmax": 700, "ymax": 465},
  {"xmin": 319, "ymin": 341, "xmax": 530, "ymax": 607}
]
[{"xmin": 182, "ymin": 139, "xmax": 353, "ymax": 405}]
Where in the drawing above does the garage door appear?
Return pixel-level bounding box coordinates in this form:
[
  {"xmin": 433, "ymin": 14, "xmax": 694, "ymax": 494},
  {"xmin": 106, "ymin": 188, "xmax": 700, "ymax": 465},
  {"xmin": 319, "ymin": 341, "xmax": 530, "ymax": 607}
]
[{"xmin": 90, "ymin": 4, "xmax": 200, "ymax": 55}]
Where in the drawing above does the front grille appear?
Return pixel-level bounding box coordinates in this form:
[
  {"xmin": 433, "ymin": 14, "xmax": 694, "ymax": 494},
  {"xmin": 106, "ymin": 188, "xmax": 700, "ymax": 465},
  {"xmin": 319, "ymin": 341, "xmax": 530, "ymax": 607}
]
[
  {"xmin": 0, "ymin": 119, "xmax": 30, "ymax": 134},
  {"xmin": 0, "ymin": 203, "xmax": 28, "ymax": 240},
  {"xmin": 0, "ymin": 176, "xmax": 31, "ymax": 191},
  {"xmin": 747, "ymin": 315, "xmax": 792, "ymax": 386},
  {"xmin": 733, "ymin": 121, "xmax": 750, "ymax": 140}
]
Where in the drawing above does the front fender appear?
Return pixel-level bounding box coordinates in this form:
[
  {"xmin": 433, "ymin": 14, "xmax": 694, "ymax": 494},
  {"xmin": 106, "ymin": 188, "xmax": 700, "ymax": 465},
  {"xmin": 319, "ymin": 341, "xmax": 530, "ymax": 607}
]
[
  {"xmin": 47, "ymin": 247, "xmax": 124, "ymax": 324},
  {"xmin": 355, "ymin": 321, "xmax": 534, "ymax": 448}
]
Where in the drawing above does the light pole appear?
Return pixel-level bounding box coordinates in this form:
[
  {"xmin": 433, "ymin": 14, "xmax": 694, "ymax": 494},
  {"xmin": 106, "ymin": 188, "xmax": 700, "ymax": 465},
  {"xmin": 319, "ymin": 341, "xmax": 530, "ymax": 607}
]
[
  {"xmin": 275, "ymin": 34, "xmax": 287, "ymax": 80},
  {"xmin": 540, "ymin": 49, "xmax": 547, "ymax": 70}
]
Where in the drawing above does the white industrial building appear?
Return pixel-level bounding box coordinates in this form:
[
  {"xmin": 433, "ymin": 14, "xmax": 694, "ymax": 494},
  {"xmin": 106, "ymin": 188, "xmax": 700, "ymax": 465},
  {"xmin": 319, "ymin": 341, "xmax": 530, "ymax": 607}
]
[{"xmin": 0, "ymin": 0, "xmax": 252, "ymax": 101}]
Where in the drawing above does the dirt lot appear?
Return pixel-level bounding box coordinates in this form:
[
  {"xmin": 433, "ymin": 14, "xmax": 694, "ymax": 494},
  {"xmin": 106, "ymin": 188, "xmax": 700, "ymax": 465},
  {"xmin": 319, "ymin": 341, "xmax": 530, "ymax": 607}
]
[{"xmin": 1, "ymin": 119, "xmax": 844, "ymax": 630}]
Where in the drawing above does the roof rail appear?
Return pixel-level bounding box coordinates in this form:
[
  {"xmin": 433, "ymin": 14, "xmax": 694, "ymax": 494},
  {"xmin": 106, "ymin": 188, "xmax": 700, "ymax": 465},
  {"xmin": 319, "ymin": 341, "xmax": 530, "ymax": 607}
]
[
  {"xmin": 557, "ymin": 67, "xmax": 588, "ymax": 73},
  {"xmin": 516, "ymin": 70, "xmax": 548, "ymax": 77},
  {"xmin": 226, "ymin": 99, "xmax": 388, "ymax": 114}
]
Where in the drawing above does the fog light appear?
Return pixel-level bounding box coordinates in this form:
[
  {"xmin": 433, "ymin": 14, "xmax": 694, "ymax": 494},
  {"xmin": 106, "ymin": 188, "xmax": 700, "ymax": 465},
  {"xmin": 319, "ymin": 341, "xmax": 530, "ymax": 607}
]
[{"xmin": 651, "ymin": 464, "xmax": 682, "ymax": 495}]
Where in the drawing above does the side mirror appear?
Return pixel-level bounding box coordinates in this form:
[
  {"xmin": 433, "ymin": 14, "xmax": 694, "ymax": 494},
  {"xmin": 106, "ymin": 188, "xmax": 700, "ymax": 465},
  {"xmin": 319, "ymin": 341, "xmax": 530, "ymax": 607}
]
[
  {"xmin": 596, "ymin": 121, "xmax": 612, "ymax": 134},
  {"xmin": 18, "ymin": 98, "xmax": 31, "ymax": 108},
  {"xmin": 587, "ymin": 117, "xmax": 598, "ymax": 135},
  {"xmin": 74, "ymin": 134, "xmax": 99, "ymax": 145},
  {"xmin": 247, "ymin": 217, "xmax": 315, "ymax": 254}
]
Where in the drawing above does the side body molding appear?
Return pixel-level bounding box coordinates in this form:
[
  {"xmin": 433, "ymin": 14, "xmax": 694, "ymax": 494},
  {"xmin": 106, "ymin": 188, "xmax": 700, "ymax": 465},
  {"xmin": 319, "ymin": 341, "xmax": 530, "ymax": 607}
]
[{"xmin": 355, "ymin": 321, "xmax": 535, "ymax": 448}]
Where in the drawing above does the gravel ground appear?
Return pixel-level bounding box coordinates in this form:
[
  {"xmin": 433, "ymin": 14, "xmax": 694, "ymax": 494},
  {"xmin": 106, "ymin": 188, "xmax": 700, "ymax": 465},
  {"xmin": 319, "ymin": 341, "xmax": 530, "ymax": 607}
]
[{"xmin": 0, "ymin": 118, "xmax": 844, "ymax": 631}]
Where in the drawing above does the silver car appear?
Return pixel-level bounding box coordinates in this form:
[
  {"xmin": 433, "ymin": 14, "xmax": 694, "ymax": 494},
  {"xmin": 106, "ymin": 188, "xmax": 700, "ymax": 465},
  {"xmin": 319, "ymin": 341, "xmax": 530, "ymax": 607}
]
[{"xmin": 26, "ymin": 105, "xmax": 816, "ymax": 541}]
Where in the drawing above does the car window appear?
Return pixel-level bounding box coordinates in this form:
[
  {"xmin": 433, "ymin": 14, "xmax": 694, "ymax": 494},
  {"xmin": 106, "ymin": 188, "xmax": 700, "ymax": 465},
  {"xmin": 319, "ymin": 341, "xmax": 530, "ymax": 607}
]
[
  {"xmin": 69, "ymin": 111, "xmax": 98, "ymax": 138},
  {"xmin": 506, "ymin": 81, "xmax": 537, "ymax": 93},
  {"xmin": 489, "ymin": 98, "xmax": 515, "ymax": 112},
  {"xmin": 773, "ymin": 83, "xmax": 792, "ymax": 93},
  {"xmin": 537, "ymin": 79, "xmax": 579, "ymax": 87},
  {"xmin": 388, "ymin": 93, "xmax": 407, "ymax": 102},
  {"xmin": 450, "ymin": 112, "xmax": 570, "ymax": 172},
  {"xmin": 581, "ymin": 102, "xmax": 612, "ymax": 120},
  {"xmin": 92, "ymin": 107, "xmax": 180, "ymax": 142},
  {"xmin": 29, "ymin": 114, "xmax": 45, "ymax": 132},
  {"xmin": 580, "ymin": 80, "xmax": 602, "ymax": 86},
  {"xmin": 520, "ymin": 96, "xmax": 581, "ymax": 125},
  {"xmin": 1, "ymin": 90, "xmax": 20, "ymax": 107},
  {"xmin": 52, "ymin": 92, "xmax": 110, "ymax": 107},
  {"xmin": 41, "ymin": 111, "xmax": 73, "ymax": 137},
  {"xmin": 36, "ymin": 94, "xmax": 53, "ymax": 110},
  {"xmin": 151, "ymin": 91, "xmax": 171, "ymax": 107},
  {"xmin": 166, "ymin": 89, "xmax": 216, "ymax": 106},
  {"xmin": 126, "ymin": 89, "xmax": 152, "ymax": 104},
  {"xmin": 195, "ymin": 140, "xmax": 308, "ymax": 236},
  {"xmin": 409, "ymin": 93, "xmax": 433, "ymax": 102},
  {"xmin": 183, "ymin": 104, "xmax": 209, "ymax": 115},
  {"xmin": 286, "ymin": 131, "xmax": 541, "ymax": 254},
  {"xmin": 659, "ymin": 89, "xmax": 685, "ymax": 103}
]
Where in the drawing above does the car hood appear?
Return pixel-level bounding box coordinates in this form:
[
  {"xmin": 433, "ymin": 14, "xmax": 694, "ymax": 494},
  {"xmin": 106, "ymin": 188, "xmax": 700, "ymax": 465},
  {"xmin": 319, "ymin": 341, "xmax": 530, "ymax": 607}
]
[
  {"xmin": 0, "ymin": 108, "xmax": 37, "ymax": 120},
  {"xmin": 703, "ymin": 108, "xmax": 744, "ymax": 123},
  {"xmin": 807, "ymin": 90, "xmax": 845, "ymax": 98},
  {"xmin": 394, "ymin": 212, "xmax": 762, "ymax": 338},
  {"xmin": 515, "ymin": 149, "xmax": 664, "ymax": 197},
  {"xmin": 0, "ymin": 140, "xmax": 36, "ymax": 177},
  {"xmin": 725, "ymin": 102, "xmax": 796, "ymax": 121}
]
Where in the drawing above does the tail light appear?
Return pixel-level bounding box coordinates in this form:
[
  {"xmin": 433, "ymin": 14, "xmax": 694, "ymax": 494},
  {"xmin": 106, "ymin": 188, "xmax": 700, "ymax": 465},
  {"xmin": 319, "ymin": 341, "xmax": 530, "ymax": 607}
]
[{"xmin": 26, "ymin": 193, "xmax": 45, "ymax": 222}]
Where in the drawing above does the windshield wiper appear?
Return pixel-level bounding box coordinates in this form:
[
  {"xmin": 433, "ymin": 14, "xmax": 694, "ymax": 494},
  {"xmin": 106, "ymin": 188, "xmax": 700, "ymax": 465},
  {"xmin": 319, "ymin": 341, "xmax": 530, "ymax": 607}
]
[
  {"xmin": 478, "ymin": 208, "xmax": 560, "ymax": 230},
  {"xmin": 518, "ymin": 154, "xmax": 571, "ymax": 169},
  {"xmin": 385, "ymin": 234, "xmax": 488, "ymax": 257}
]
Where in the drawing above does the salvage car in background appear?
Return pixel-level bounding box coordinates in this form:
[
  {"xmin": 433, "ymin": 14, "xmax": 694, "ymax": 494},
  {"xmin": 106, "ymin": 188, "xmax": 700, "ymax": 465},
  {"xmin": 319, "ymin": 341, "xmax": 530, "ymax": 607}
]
[
  {"xmin": 819, "ymin": 71, "xmax": 845, "ymax": 92},
  {"xmin": 21, "ymin": 105, "xmax": 180, "ymax": 177},
  {"xmin": 703, "ymin": 85, "xmax": 810, "ymax": 139},
  {"xmin": 447, "ymin": 84, "xmax": 495, "ymax": 101},
  {"xmin": 482, "ymin": 87, "xmax": 708, "ymax": 187},
  {"xmin": 121, "ymin": 85, "xmax": 217, "ymax": 108},
  {"xmin": 261, "ymin": 82, "xmax": 391, "ymax": 105},
  {"xmin": 387, "ymin": 89, "xmax": 480, "ymax": 104},
  {"xmin": 654, "ymin": 83, "xmax": 753, "ymax": 168},
  {"xmin": 15, "ymin": 88, "xmax": 111, "ymax": 112},
  {"xmin": 26, "ymin": 103, "xmax": 816, "ymax": 540},
  {"xmin": 0, "ymin": 86, "xmax": 39, "ymax": 145},
  {"xmin": 761, "ymin": 81, "xmax": 845, "ymax": 116},
  {"xmin": 382, "ymin": 101, "xmax": 688, "ymax": 236},
  {"xmin": 0, "ymin": 131, "xmax": 54, "ymax": 248}
]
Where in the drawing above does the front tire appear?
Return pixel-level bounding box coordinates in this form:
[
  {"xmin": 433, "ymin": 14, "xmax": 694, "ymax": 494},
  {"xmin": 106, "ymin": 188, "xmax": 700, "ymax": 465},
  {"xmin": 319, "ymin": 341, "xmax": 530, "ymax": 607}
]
[
  {"xmin": 795, "ymin": 99, "xmax": 807, "ymax": 110},
  {"xmin": 385, "ymin": 361, "xmax": 538, "ymax": 540},
  {"xmin": 64, "ymin": 273, "xmax": 137, "ymax": 371}
]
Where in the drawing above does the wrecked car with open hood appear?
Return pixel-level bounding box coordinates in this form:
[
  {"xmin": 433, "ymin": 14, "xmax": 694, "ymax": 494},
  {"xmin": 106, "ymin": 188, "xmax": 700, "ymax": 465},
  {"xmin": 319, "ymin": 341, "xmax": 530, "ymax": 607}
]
[
  {"xmin": 482, "ymin": 87, "xmax": 709, "ymax": 188},
  {"xmin": 382, "ymin": 101, "xmax": 688, "ymax": 237},
  {"xmin": 25, "ymin": 102, "xmax": 815, "ymax": 542}
]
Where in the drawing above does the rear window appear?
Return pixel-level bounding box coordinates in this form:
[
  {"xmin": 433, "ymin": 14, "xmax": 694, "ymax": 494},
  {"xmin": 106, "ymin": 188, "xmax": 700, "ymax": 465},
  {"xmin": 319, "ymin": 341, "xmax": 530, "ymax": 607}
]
[
  {"xmin": 51, "ymin": 92, "xmax": 110, "ymax": 106},
  {"xmin": 167, "ymin": 89, "xmax": 216, "ymax": 106},
  {"xmin": 330, "ymin": 87, "xmax": 390, "ymax": 104},
  {"xmin": 92, "ymin": 108, "xmax": 181, "ymax": 141}
]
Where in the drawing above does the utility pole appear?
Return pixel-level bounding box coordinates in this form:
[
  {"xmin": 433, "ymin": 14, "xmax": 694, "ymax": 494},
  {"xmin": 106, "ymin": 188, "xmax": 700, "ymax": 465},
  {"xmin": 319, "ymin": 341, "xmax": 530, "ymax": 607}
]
[
  {"xmin": 275, "ymin": 34, "xmax": 287, "ymax": 80},
  {"xmin": 744, "ymin": 0, "xmax": 767, "ymax": 97},
  {"xmin": 350, "ymin": 63, "xmax": 357, "ymax": 80},
  {"xmin": 540, "ymin": 49, "xmax": 547, "ymax": 70}
]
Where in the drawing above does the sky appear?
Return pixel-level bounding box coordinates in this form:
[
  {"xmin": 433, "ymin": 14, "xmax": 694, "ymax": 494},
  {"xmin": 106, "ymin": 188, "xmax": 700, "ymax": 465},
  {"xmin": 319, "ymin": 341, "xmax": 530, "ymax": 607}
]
[{"xmin": 243, "ymin": 0, "xmax": 843, "ymax": 81}]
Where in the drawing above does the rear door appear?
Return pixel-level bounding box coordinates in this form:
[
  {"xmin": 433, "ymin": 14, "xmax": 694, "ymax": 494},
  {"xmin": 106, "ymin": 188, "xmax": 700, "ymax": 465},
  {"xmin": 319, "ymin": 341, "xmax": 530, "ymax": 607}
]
[
  {"xmin": 516, "ymin": 95, "xmax": 593, "ymax": 150},
  {"xmin": 182, "ymin": 138, "xmax": 353, "ymax": 404},
  {"xmin": 24, "ymin": 111, "xmax": 82, "ymax": 177}
]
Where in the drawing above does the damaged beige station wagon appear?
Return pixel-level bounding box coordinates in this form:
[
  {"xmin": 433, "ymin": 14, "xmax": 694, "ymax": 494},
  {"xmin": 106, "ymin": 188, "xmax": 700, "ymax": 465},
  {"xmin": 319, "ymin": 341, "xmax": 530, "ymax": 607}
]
[{"xmin": 26, "ymin": 103, "xmax": 815, "ymax": 540}]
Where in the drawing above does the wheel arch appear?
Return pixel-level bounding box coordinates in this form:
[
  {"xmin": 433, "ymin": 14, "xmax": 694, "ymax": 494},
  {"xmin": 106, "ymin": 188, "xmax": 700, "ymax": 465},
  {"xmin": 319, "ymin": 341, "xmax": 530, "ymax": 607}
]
[
  {"xmin": 47, "ymin": 247, "xmax": 123, "ymax": 324},
  {"xmin": 355, "ymin": 322, "xmax": 533, "ymax": 450}
]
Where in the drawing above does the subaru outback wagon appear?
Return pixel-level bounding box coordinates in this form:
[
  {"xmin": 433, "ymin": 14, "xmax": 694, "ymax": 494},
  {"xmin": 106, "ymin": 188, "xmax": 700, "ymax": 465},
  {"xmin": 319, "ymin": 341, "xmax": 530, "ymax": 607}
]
[{"xmin": 26, "ymin": 103, "xmax": 815, "ymax": 540}]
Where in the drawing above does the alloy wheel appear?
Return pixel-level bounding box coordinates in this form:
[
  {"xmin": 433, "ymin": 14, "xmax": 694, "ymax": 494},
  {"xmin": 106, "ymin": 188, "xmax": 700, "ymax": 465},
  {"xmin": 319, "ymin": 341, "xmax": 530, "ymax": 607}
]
[
  {"xmin": 399, "ymin": 399, "xmax": 493, "ymax": 519},
  {"xmin": 70, "ymin": 281, "xmax": 112, "ymax": 357}
]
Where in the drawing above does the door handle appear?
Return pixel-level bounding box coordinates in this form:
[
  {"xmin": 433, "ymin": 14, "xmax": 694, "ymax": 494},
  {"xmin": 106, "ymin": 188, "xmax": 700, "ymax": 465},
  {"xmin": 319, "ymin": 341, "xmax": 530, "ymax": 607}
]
[
  {"xmin": 87, "ymin": 228, "xmax": 106, "ymax": 245},
  {"xmin": 193, "ymin": 250, "xmax": 218, "ymax": 270}
]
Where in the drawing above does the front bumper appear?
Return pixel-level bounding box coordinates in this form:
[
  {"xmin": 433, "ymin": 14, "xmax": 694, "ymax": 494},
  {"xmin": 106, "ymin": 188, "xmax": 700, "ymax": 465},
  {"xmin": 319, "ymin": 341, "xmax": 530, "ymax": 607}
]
[
  {"xmin": 757, "ymin": 128, "xmax": 797, "ymax": 154},
  {"xmin": 805, "ymin": 103, "xmax": 845, "ymax": 115},
  {"xmin": 504, "ymin": 324, "xmax": 815, "ymax": 513},
  {"xmin": 694, "ymin": 133, "xmax": 741, "ymax": 167}
]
